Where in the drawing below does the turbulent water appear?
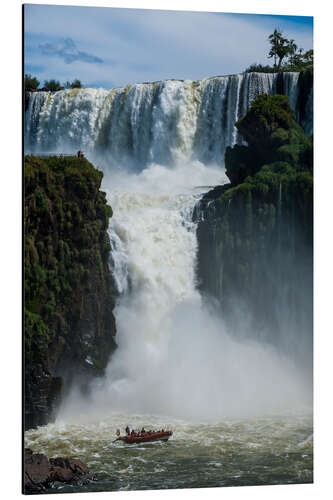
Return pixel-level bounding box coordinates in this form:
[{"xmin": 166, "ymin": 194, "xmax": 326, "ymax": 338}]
[
  {"xmin": 25, "ymin": 412, "xmax": 313, "ymax": 493},
  {"xmin": 24, "ymin": 72, "xmax": 313, "ymax": 492}
]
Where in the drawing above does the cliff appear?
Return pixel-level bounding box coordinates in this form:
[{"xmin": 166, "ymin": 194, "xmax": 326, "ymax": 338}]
[
  {"xmin": 24, "ymin": 155, "xmax": 117, "ymax": 430},
  {"xmin": 196, "ymin": 94, "xmax": 313, "ymax": 362}
]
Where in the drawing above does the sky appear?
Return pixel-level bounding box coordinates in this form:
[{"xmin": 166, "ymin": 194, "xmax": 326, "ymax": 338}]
[{"xmin": 24, "ymin": 3, "xmax": 313, "ymax": 89}]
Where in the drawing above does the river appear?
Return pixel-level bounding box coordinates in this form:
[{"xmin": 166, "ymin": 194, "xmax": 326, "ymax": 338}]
[{"xmin": 24, "ymin": 411, "xmax": 313, "ymax": 493}]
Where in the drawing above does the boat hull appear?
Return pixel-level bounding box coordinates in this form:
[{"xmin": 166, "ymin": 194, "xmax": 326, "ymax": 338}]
[{"xmin": 116, "ymin": 431, "xmax": 172, "ymax": 444}]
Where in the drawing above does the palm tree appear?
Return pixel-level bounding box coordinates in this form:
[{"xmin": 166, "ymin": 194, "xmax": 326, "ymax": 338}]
[{"xmin": 268, "ymin": 29, "xmax": 293, "ymax": 70}]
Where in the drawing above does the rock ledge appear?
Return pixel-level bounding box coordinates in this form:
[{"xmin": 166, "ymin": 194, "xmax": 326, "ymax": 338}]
[{"xmin": 24, "ymin": 448, "xmax": 97, "ymax": 494}]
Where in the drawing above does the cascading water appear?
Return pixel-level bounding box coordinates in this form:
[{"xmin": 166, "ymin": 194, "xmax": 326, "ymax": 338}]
[
  {"xmin": 24, "ymin": 72, "xmax": 313, "ymax": 492},
  {"xmin": 25, "ymin": 72, "xmax": 312, "ymax": 167},
  {"xmin": 58, "ymin": 161, "xmax": 307, "ymax": 421}
]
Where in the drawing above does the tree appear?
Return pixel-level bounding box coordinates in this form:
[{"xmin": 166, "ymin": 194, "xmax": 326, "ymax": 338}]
[
  {"xmin": 268, "ymin": 29, "xmax": 295, "ymax": 70},
  {"xmin": 70, "ymin": 79, "xmax": 82, "ymax": 89},
  {"xmin": 64, "ymin": 79, "xmax": 82, "ymax": 89},
  {"xmin": 24, "ymin": 74, "xmax": 40, "ymax": 91},
  {"xmin": 285, "ymin": 47, "xmax": 313, "ymax": 71},
  {"xmin": 244, "ymin": 63, "xmax": 275, "ymax": 74},
  {"xmin": 244, "ymin": 30, "xmax": 313, "ymax": 74},
  {"xmin": 288, "ymin": 47, "xmax": 304, "ymax": 68},
  {"xmin": 302, "ymin": 49, "xmax": 314, "ymax": 69},
  {"xmin": 43, "ymin": 79, "xmax": 63, "ymax": 91}
]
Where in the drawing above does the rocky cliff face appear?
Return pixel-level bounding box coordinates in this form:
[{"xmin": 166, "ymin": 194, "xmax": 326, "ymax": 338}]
[
  {"xmin": 24, "ymin": 156, "xmax": 117, "ymax": 430},
  {"xmin": 196, "ymin": 94, "xmax": 313, "ymax": 364}
]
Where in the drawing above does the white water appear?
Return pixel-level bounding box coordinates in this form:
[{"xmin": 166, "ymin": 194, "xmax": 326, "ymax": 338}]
[
  {"xmin": 25, "ymin": 411, "xmax": 313, "ymax": 491},
  {"xmin": 59, "ymin": 161, "xmax": 310, "ymax": 422},
  {"xmin": 25, "ymin": 72, "xmax": 312, "ymax": 168}
]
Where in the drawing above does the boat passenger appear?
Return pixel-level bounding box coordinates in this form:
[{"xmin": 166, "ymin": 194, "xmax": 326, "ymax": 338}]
[
  {"xmin": 125, "ymin": 426, "xmax": 130, "ymax": 435},
  {"xmin": 141, "ymin": 427, "xmax": 146, "ymax": 434}
]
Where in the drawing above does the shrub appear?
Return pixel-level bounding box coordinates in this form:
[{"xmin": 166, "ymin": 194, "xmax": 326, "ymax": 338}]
[
  {"xmin": 25, "ymin": 74, "xmax": 40, "ymax": 90},
  {"xmin": 43, "ymin": 79, "xmax": 63, "ymax": 91}
]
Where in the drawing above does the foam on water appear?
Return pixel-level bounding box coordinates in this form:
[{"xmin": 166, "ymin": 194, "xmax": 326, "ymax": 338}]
[{"xmin": 25, "ymin": 411, "xmax": 313, "ymax": 491}]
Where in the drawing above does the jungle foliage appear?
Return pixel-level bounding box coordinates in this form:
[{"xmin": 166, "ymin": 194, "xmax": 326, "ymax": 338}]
[
  {"xmin": 225, "ymin": 94, "xmax": 313, "ymax": 187},
  {"xmin": 24, "ymin": 155, "xmax": 114, "ymax": 370},
  {"xmin": 245, "ymin": 28, "xmax": 313, "ymax": 74},
  {"xmin": 24, "ymin": 74, "xmax": 40, "ymax": 91}
]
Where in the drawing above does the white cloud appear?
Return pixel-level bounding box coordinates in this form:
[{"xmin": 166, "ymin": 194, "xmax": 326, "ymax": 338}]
[{"xmin": 39, "ymin": 37, "xmax": 103, "ymax": 64}]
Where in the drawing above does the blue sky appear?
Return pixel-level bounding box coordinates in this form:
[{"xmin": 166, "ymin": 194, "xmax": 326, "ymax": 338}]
[{"xmin": 24, "ymin": 4, "xmax": 313, "ymax": 89}]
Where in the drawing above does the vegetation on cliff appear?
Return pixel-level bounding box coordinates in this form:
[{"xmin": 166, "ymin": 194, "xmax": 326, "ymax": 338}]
[
  {"xmin": 24, "ymin": 155, "xmax": 116, "ymax": 429},
  {"xmin": 24, "ymin": 74, "xmax": 83, "ymax": 91},
  {"xmin": 225, "ymin": 94, "xmax": 312, "ymax": 185},
  {"xmin": 245, "ymin": 28, "xmax": 313, "ymax": 73},
  {"xmin": 197, "ymin": 93, "xmax": 313, "ymax": 356}
]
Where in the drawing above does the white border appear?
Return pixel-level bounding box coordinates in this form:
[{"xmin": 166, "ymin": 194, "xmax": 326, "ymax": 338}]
[{"xmin": 1, "ymin": 1, "xmax": 331, "ymax": 499}]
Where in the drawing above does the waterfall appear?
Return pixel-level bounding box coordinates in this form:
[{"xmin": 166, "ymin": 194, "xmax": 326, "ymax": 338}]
[
  {"xmin": 25, "ymin": 72, "xmax": 311, "ymax": 419},
  {"xmin": 283, "ymin": 72, "xmax": 300, "ymax": 110},
  {"xmin": 57, "ymin": 161, "xmax": 308, "ymax": 419},
  {"xmin": 25, "ymin": 72, "xmax": 312, "ymax": 169}
]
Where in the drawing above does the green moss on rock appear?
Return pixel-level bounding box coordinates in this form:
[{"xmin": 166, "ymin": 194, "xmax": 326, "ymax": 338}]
[
  {"xmin": 225, "ymin": 94, "xmax": 309, "ymax": 185},
  {"xmin": 24, "ymin": 155, "xmax": 117, "ymax": 430}
]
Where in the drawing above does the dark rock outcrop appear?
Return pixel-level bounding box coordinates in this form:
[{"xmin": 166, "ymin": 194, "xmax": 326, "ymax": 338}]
[
  {"xmin": 24, "ymin": 156, "xmax": 117, "ymax": 430},
  {"xmin": 196, "ymin": 94, "xmax": 313, "ymax": 364},
  {"xmin": 24, "ymin": 448, "xmax": 96, "ymax": 494}
]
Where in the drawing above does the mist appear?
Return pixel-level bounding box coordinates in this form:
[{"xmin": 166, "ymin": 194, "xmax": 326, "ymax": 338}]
[{"xmin": 58, "ymin": 161, "xmax": 311, "ymax": 423}]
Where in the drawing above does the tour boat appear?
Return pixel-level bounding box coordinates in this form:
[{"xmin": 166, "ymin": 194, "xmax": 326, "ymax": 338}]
[{"xmin": 115, "ymin": 430, "xmax": 173, "ymax": 444}]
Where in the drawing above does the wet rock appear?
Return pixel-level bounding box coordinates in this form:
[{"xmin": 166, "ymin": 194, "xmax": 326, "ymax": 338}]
[{"xmin": 24, "ymin": 448, "xmax": 97, "ymax": 494}]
